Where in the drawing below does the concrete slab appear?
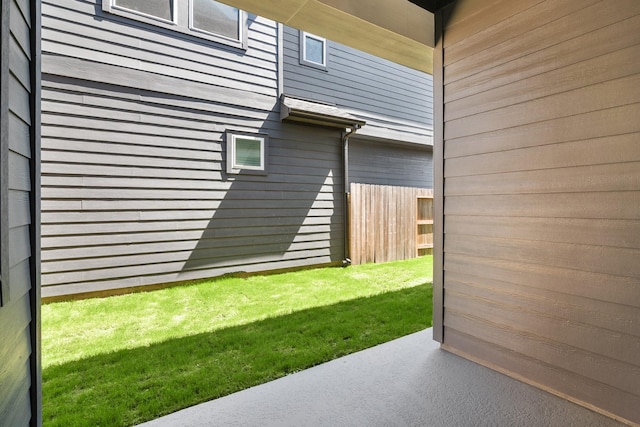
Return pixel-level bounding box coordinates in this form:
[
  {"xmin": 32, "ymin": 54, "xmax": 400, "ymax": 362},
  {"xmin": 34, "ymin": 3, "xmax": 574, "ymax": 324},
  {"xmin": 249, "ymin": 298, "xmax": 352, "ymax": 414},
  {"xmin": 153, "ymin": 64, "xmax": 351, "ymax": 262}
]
[{"xmin": 138, "ymin": 328, "xmax": 623, "ymax": 427}]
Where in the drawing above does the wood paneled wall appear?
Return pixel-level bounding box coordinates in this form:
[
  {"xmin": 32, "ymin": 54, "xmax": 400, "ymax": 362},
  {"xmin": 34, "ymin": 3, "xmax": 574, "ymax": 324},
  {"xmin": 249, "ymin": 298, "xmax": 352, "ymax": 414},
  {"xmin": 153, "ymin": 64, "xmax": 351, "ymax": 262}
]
[
  {"xmin": 436, "ymin": 0, "xmax": 640, "ymax": 423},
  {"xmin": 349, "ymin": 184, "xmax": 433, "ymax": 265}
]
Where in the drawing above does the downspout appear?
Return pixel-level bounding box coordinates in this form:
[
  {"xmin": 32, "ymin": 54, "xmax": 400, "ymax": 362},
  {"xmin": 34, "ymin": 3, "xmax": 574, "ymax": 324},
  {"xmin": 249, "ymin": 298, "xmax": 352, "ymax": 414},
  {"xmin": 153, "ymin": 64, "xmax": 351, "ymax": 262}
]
[
  {"xmin": 276, "ymin": 23, "xmax": 284, "ymax": 97},
  {"xmin": 342, "ymin": 124, "xmax": 361, "ymax": 266}
]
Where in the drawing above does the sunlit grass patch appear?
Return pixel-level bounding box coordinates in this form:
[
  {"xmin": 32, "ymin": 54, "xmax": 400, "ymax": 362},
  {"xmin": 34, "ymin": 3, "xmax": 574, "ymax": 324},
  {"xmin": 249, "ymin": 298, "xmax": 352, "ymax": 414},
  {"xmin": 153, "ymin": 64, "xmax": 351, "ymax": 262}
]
[{"xmin": 42, "ymin": 257, "xmax": 433, "ymax": 426}]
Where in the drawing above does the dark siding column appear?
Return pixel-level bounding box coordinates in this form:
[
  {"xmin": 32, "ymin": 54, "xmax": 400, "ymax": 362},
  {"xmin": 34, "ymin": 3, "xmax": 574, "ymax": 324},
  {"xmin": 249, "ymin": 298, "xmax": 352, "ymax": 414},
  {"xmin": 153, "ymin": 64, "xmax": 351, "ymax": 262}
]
[
  {"xmin": 1, "ymin": 0, "xmax": 10, "ymax": 308},
  {"xmin": 0, "ymin": 0, "xmax": 40, "ymax": 425},
  {"xmin": 29, "ymin": 0, "xmax": 42, "ymax": 424}
]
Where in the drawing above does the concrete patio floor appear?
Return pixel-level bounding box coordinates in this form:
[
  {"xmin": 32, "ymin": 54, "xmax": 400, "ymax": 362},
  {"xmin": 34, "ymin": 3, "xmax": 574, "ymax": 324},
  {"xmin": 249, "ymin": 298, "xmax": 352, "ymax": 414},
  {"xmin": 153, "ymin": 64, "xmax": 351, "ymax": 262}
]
[{"xmin": 138, "ymin": 328, "xmax": 623, "ymax": 427}]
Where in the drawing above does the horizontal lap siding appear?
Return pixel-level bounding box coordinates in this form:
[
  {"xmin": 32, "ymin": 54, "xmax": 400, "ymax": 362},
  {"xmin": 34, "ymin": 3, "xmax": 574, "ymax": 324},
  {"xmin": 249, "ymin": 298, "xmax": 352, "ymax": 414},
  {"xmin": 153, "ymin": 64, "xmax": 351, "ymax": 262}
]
[
  {"xmin": 282, "ymin": 26, "xmax": 433, "ymax": 146},
  {"xmin": 440, "ymin": 0, "xmax": 640, "ymax": 423},
  {"xmin": 0, "ymin": 0, "xmax": 34, "ymax": 425},
  {"xmin": 40, "ymin": 1, "xmax": 344, "ymax": 298},
  {"xmin": 349, "ymin": 139, "xmax": 433, "ymax": 188}
]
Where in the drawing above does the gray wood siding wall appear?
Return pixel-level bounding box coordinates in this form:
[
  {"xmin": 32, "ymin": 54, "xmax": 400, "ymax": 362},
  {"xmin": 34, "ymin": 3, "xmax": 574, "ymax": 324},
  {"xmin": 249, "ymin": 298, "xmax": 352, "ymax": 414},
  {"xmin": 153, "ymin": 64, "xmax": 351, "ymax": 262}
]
[
  {"xmin": 282, "ymin": 25, "xmax": 433, "ymax": 146},
  {"xmin": 40, "ymin": 1, "xmax": 344, "ymax": 298},
  {"xmin": 0, "ymin": 0, "xmax": 37, "ymax": 424},
  {"xmin": 349, "ymin": 139, "xmax": 432, "ymax": 188},
  {"xmin": 437, "ymin": 0, "xmax": 640, "ymax": 423}
]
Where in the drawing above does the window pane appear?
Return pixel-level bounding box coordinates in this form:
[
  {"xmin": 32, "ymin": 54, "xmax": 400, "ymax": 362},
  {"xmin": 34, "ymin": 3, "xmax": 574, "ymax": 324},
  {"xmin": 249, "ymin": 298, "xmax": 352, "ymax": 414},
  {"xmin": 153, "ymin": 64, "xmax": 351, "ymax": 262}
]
[
  {"xmin": 115, "ymin": 0, "xmax": 173, "ymax": 21},
  {"xmin": 235, "ymin": 138, "xmax": 262, "ymax": 168},
  {"xmin": 305, "ymin": 36, "xmax": 324, "ymax": 65},
  {"xmin": 193, "ymin": 0, "xmax": 240, "ymax": 40}
]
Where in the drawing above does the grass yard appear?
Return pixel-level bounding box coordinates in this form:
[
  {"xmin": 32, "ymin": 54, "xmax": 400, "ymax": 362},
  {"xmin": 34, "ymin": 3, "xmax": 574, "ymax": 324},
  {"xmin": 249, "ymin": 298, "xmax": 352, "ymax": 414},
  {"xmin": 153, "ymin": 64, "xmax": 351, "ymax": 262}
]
[{"xmin": 42, "ymin": 256, "xmax": 433, "ymax": 426}]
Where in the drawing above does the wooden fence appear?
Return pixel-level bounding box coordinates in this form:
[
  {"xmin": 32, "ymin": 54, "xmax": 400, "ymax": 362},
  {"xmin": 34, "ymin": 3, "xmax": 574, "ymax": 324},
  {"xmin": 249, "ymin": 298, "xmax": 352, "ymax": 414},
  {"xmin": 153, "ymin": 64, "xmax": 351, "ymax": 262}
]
[{"xmin": 349, "ymin": 183, "xmax": 433, "ymax": 265}]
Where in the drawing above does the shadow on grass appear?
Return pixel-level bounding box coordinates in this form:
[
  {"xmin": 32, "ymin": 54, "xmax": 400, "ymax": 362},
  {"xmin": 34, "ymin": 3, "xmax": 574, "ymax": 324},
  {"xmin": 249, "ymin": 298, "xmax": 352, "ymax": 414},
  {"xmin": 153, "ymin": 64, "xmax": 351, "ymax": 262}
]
[{"xmin": 43, "ymin": 284, "xmax": 432, "ymax": 427}]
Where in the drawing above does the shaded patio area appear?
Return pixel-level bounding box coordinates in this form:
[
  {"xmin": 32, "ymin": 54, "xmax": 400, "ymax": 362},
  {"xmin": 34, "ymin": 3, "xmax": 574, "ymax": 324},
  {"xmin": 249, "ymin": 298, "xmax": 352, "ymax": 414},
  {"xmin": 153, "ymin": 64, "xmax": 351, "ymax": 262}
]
[{"xmin": 138, "ymin": 328, "xmax": 622, "ymax": 426}]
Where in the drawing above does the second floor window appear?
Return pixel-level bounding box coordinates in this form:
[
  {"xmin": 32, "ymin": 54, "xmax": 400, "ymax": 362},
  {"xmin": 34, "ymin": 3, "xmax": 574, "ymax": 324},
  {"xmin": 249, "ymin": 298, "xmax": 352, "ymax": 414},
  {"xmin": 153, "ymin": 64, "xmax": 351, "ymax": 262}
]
[
  {"xmin": 300, "ymin": 32, "xmax": 327, "ymax": 69},
  {"xmin": 113, "ymin": 0, "xmax": 174, "ymax": 22},
  {"xmin": 103, "ymin": 0, "xmax": 246, "ymax": 49},
  {"xmin": 191, "ymin": 0, "xmax": 240, "ymax": 40}
]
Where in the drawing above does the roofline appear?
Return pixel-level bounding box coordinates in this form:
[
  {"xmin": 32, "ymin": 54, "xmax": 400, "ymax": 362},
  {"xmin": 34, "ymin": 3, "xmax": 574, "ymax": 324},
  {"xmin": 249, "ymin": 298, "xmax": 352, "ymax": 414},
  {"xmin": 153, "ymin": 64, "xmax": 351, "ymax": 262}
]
[
  {"xmin": 280, "ymin": 95, "xmax": 367, "ymax": 129},
  {"xmin": 407, "ymin": 0, "xmax": 456, "ymax": 13}
]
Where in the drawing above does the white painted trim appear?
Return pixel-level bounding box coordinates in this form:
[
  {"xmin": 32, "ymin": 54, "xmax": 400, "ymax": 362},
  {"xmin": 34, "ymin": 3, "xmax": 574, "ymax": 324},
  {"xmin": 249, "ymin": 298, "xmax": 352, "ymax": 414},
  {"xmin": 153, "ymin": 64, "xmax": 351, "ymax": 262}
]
[
  {"xmin": 299, "ymin": 31, "xmax": 328, "ymax": 70},
  {"xmin": 226, "ymin": 131, "xmax": 269, "ymax": 175},
  {"xmin": 103, "ymin": 0, "xmax": 178, "ymax": 26},
  {"xmin": 277, "ymin": 23, "xmax": 284, "ymax": 96}
]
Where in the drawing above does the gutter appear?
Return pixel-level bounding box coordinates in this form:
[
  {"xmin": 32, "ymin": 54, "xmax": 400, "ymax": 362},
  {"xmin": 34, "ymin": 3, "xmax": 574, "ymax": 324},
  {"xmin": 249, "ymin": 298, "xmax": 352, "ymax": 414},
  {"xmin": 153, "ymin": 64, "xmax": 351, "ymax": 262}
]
[{"xmin": 280, "ymin": 95, "xmax": 366, "ymax": 129}]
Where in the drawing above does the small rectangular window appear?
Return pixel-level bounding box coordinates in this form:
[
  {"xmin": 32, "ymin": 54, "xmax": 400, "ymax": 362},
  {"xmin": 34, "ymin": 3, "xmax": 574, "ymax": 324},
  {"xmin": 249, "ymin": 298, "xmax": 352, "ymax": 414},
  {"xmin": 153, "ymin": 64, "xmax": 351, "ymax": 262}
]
[
  {"xmin": 226, "ymin": 132, "xmax": 268, "ymax": 175},
  {"xmin": 113, "ymin": 0, "xmax": 175, "ymax": 23},
  {"xmin": 191, "ymin": 0, "xmax": 240, "ymax": 41},
  {"xmin": 300, "ymin": 32, "xmax": 327, "ymax": 69}
]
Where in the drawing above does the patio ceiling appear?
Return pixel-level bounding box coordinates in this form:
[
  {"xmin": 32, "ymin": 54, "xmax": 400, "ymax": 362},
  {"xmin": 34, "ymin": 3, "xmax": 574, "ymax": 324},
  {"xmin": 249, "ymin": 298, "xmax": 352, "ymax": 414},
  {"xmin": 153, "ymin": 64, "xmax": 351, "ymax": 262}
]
[{"xmin": 218, "ymin": 0, "xmax": 437, "ymax": 73}]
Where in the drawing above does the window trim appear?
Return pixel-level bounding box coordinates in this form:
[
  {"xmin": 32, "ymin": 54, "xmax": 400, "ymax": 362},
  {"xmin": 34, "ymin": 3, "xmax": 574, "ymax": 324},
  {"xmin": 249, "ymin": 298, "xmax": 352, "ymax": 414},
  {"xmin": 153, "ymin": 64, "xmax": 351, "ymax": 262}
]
[
  {"xmin": 226, "ymin": 131, "xmax": 269, "ymax": 175},
  {"xmin": 102, "ymin": 0, "xmax": 248, "ymax": 50},
  {"xmin": 103, "ymin": 0, "xmax": 178, "ymax": 27},
  {"xmin": 299, "ymin": 31, "xmax": 327, "ymax": 70}
]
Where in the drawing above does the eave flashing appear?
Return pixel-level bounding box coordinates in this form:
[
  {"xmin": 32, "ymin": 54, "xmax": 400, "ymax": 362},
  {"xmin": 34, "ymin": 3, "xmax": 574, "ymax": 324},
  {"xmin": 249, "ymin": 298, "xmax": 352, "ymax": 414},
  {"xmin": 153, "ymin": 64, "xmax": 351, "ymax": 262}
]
[{"xmin": 280, "ymin": 94, "xmax": 366, "ymax": 129}]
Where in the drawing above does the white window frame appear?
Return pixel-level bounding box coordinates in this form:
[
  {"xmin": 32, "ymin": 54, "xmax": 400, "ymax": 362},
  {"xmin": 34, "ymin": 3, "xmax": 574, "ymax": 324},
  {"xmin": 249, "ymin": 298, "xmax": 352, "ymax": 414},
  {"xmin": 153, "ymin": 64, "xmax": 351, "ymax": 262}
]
[
  {"xmin": 299, "ymin": 31, "xmax": 327, "ymax": 70},
  {"xmin": 102, "ymin": 0, "xmax": 247, "ymax": 50},
  {"xmin": 226, "ymin": 131, "xmax": 269, "ymax": 175}
]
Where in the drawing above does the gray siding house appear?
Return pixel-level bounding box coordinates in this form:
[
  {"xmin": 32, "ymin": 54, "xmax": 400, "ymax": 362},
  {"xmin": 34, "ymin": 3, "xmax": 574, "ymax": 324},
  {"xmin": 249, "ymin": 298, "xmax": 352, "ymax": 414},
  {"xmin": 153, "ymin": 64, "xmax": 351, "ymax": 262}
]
[{"xmin": 39, "ymin": 0, "xmax": 433, "ymax": 299}]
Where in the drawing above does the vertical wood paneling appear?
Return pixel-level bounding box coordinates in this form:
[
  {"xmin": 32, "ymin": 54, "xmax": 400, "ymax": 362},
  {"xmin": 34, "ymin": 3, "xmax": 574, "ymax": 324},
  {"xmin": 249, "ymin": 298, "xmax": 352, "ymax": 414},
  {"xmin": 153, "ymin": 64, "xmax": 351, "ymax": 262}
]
[
  {"xmin": 438, "ymin": 0, "xmax": 640, "ymax": 423},
  {"xmin": 416, "ymin": 196, "xmax": 433, "ymax": 256},
  {"xmin": 349, "ymin": 184, "xmax": 432, "ymax": 265}
]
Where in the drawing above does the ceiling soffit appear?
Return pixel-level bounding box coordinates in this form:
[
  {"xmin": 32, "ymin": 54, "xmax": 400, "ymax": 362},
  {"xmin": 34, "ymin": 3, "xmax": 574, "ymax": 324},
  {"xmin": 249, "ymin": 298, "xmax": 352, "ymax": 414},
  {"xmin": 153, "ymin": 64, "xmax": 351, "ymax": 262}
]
[{"xmin": 218, "ymin": 0, "xmax": 434, "ymax": 73}]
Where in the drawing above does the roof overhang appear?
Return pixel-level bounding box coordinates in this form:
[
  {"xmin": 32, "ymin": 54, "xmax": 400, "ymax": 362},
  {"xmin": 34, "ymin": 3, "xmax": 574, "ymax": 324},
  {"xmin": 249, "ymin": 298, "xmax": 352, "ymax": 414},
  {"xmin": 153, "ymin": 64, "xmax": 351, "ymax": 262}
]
[
  {"xmin": 407, "ymin": 0, "xmax": 456, "ymax": 13},
  {"xmin": 280, "ymin": 95, "xmax": 366, "ymax": 129},
  {"xmin": 217, "ymin": 0, "xmax": 436, "ymax": 73}
]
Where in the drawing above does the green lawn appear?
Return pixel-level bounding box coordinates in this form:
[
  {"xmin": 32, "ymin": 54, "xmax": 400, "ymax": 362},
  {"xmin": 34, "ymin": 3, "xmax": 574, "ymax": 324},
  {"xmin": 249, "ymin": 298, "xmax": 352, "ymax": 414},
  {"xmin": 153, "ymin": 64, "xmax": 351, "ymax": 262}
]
[{"xmin": 42, "ymin": 257, "xmax": 433, "ymax": 426}]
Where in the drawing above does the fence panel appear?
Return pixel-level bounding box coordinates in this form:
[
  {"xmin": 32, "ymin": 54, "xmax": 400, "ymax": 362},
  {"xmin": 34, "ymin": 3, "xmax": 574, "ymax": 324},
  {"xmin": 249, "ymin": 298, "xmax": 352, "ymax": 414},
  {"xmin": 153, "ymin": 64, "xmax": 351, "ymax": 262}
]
[{"xmin": 349, "ymin": 184, "xmax": 433, "ymax": 265}]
